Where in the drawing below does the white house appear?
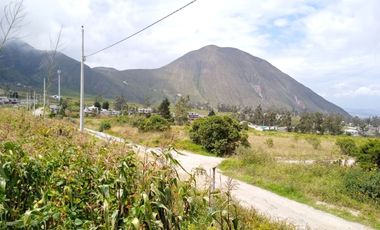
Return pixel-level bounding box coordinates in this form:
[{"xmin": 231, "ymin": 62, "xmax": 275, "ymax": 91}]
[
  {"xmin": 344, "ymin": 127, "xmax": 359, "ymax": 136},
  {"xmin": 138, "ymin": 107, "xmax": 152, "ymax": 114},
  {"xmin": 84, "ymin": 105, "xmax": 98, "ymax": 114}
]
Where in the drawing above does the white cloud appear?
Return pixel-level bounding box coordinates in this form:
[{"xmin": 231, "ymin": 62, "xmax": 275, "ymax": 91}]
[{"xmin": 273, "ymin": 18, "xmax": 289, "ymax": 27}]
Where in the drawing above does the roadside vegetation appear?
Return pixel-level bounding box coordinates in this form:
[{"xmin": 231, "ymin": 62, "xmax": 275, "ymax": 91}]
[
  {"xmin": 219, "ymin": 134, "xmax": 380, "ymax": 229},
  {"xmin": 0, "ymin": 108, "xmax": 292, "ymax": 229}
]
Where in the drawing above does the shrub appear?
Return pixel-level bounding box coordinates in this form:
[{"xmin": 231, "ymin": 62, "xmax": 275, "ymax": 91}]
[
  {"xmin": 336, "ymin": 137, "xmax": 357, "ymax": 156},
  {"xmin": 305, "ymin": 136, "xmax": 321, "ymax": 150},
  {"xmin": 190, "ymin": 116, "xmax": 247, "ymax": 156},
  {"xmin": 240, "ymin": 121, "xmax": 249, "ymax": 130},
  {"xmin": 356, "ymin": 139, "xmax": 380, "ymax": 170},
  {"xmin": 137, "ymin": 115, "xmax": 170, "ymax": 132},
  {"xmin": 344, "ymin": 169, "xmax": 380, "ymax": 202},
  {"xmin": 99, "ymin": 120, "xmax": 111, "ymax": 132},
  {"xmin": 265, "ymin": 138, "xmax": 274, "ymax": 148}
]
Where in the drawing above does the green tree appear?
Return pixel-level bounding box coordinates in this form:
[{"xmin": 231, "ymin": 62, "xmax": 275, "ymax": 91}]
[
  {"xmin": 323, "ymin": 114, "xmax": 343, "ymax": 135},
  {"xmin": 282, "ymin": 111, "xmax": 292, "ymax": 132},
  {"xmin": 357, "ymin": 139, "xmax": 380, "ymax": 170},
  {"xmin": 58, "ymin": 98, "xmax": 68, "ymax": 116},
  {"xmin": 137, "ymin": 115, "xmax": 170, "ymax": 132},
  {"xmin": 157, "ymin": 98, "xmax": 172, "ymax": 120},
  {"xmin": 313, "ymin": 112, "xmax": 324, "ymax": 134},
  {"xmin": 264, "ymin": 110, "xmax": 276, "ymax": 126},
  {"xmin": 174, "ymin": 95, "xmax": 190, "ymax": 125},
  {"xmin": 296, "ymin": 113, "xmax": 313, "ymax": 133},
  {"xmin": 102, "ymin": 101, "xmax": 109, "ymax": 110},
  {"xmin": 94, "ymin": 101, "xmax": 101, "ymax": 111},
  {"xmin": 190, "ymin": 116, "xmax": 248, "ymax": 156},
  {"xmin": 208, "ymin": 109, "xmax": 216, "ymax": 116},
  {"xmin": 253, "ymin": 105, "xmax": 264, "ymax": 125},
  {"xmin": 114, "ymin": 95, "xmax": 126, "ymax": 112}
]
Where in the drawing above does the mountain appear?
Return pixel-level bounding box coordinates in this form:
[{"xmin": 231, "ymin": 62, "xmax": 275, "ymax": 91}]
[
  {"xmin": 0, "ymin": 41, "xmax": 349, "ymax": 116},
  {"xmin": 0, "ymin": 41, "xmax": 125, "ymax": 97}
]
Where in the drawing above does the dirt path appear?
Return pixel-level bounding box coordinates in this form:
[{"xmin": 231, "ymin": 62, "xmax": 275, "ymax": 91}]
[{"xmin": 86, "ymin": 129, "xmax": 371, "ymax": 230}]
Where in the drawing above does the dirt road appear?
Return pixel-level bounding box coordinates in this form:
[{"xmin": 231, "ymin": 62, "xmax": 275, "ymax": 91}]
[{"xmin": 86, "ymin": 129, "xmax": 371, "ymax": 230}]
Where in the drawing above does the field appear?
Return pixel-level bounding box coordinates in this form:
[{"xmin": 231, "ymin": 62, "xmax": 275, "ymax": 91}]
[
  {"xmin": 220, "ymin": 131, "xmax": 380, "ymax": 229},
  {"xmin": 0, "ymin": 109, "xmax": 291, "ymax": 229},
  {"xmin": 85, "ymin": 117, "xmax": 212, "ymax": 155},
  {"xmin": 79, "ymin": 115, "xmax": 380, "ymax": 228}
]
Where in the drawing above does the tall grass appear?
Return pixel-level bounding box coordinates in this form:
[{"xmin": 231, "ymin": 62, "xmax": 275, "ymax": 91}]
[
  {"xmin": 0, "ymin": 109, "xmax": 291, "ymax": 229},
  {"xmin": 219, "ymin": 146, "xmax": 380, "ymax": 228}
]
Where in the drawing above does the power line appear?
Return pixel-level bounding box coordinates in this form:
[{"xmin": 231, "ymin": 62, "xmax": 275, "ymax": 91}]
[{"xmin": 86, "ymin": 0, "xmax": 197, "ymax": 58}]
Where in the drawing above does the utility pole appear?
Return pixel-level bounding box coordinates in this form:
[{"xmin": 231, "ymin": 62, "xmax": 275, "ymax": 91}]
[
  {"xmin": 33, "ymin": 90, "xmax": 36, "ymax": 112},
  {"xmin": 26, "ymin": 91, "xmax": 29, "ymax": 110},
  {"xmin": 79, "ymin": 26, "xmax": 84, "ymax": 132},
  {"xmin": 57, "ymin": 68, "xmax": 61, "ymax": 101},
  {"xmin": 43, "ymin": 78, "xmax": 46, "ymax": 117}
]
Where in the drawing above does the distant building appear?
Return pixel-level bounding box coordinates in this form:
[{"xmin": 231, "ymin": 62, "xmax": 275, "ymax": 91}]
[
  {"xmin": 0, "ymin": 97, "xmax": 8, "ymax": 104},
  {"xmin": 138, "ymin": 107, "xmax": 152, "ymax": 114},
  {"xmin": 49, "ymin": 104, "xmax": 60, "ymax": 114},
  {"xmin": 188, "ymin": 112, "xmax": 200, "ymax": 120},
  {"xmin": 84, "ymin": 105, "xmax": 98, "ymax": 115},
  {"xmin": 51, "ymin": 95, "xmax": 60, "ymax": 100},
  {"xmin": 248, "ymin": 124, "xmax": 278, "ymax": 131},
  {"xmin": 344, "ymin": 127, "xmax": 359, "ymax": 136}
]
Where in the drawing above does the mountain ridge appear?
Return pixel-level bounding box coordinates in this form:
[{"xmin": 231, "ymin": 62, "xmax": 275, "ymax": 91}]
[{"xmin": 0, "ymin": 40, "xmax": 349, "ymax": 116}]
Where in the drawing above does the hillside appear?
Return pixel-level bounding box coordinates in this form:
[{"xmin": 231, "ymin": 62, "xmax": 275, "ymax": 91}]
[{"xmin": 0, "ymin": 41, "xmax": 349, "ymax": 115}]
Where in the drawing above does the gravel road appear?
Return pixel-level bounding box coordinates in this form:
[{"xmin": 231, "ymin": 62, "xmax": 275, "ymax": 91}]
[{"xmin": 86, "ymin": 129, "xmax": 371, "ymax": 230}]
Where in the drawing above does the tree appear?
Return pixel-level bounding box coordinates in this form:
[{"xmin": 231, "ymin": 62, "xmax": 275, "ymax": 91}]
[
  {"xmin": 94, "ymin": 101, "xmax": 101, "ymax": 111},
  {"xmin": 157, "ymin": 98, "xmax": 172, "ymax": 120},
  {"xmin": 252, "ymin": 105, "xmax": 264, "ymax": 125},
  {"xmin": 282, "ymin": 111, "xmax": 292, "ymax": 132},
  {"xmin": 0, "ymin": 0, "xmax": 24, "ymax": 51},
  {"xmin": 323, "ymin": 114, "xmax": 343, "ymax": 135},
  {"xmin": 296, "ymin": 113, "xmax": 313, "ymax": 133},
  {"xmin": 264, "ymin": 110, "xmax": 276, "ymax": 126},
  {"xmin": 114, "ymin": 95, "xmax": 126, "ymax": 111},
  {"xmin": 313, "ymin": 112, "xmax": 324, "ymax": 134},
  {"xmin": 58, "ymin": 98, "xmax": 68, "ymax": 116},
  {"xmin": 208, "ymin": 109, "xmax": 216, "ymax": 116},
  {"xmin": 356, "ymin": 139, "xmax": 380, "ymax": 170},
  {"xmin": 190, "ymin": 116, "xmax": 248, "ymax": 156},
  {"xmin": 102, "ymin": 101, "xmax": 109, "ymax": 110},
  {"xmin": 174, "ymin": 95, "xmax": 190, "ymax": 125}
]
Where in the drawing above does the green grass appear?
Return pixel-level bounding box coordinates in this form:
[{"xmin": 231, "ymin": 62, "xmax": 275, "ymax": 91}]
[
  {"xmin": 219, "ymin": 147, "xmax": 380, "ymax": 229},
  {"xmin": 173, "ymin": 139, "xmax": 213, "ymax": 156},
  {"xmin": 0, "ymin": 108, "xmax": 293, "ymax": 229}
]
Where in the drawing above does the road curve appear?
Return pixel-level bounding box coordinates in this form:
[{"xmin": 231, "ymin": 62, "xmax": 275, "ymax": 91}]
[{"xmin": 85, "ymin": 129, "xmax": 371, "ymax": 230}]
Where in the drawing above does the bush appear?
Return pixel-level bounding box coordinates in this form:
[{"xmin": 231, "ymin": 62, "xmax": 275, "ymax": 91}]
[
  {"xmin": 99, "ymin": 120, "xmax": 111, "ymax": 132},
  {"xmin": 305, "ymin": 136, "xmax": 321, "ymax": 150},
  {"xmin": 265, "ymin": 138, "xmax": 274, "ymax": 148},
  {"xmin": 137, "ymin": 115, "xmax": 170, "ymax": 132},
  {"xmin": 336, "ymin": 137, "xmax": 358, "ymax": 156},
  {"xmin": 357, "ymin": 139, "xmax": 380, "ymax": 170},
  {"xmin": 190, "ymin": 116, "xmax": 247, "ymax": 156},
  {"xmin": 344, "ymin": 169, "xmax": 380, "ymax": 202}
]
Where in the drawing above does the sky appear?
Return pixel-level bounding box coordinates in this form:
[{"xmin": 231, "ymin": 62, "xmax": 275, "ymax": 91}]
[{"xmin": 2, "ymin": 0, "xmax": 380, "ymax": 112}]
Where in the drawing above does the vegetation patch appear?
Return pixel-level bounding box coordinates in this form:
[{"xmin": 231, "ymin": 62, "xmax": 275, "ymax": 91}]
[
  {"xmin": 0, "ymin": 109, "xmax": 292, "ymax": 229},
  {"xmin": 190, "ymin": 116, "xmax": 248, "ymax": 156},
  {"xmin": 219, "ymin": 146, "xmax": 380, "ymax": 228}
]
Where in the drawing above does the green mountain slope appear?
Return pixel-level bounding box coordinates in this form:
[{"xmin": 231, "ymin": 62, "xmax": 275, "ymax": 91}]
[{"xmin": 0, "ymin": 41, "xmax": 349, "ymax": 116}]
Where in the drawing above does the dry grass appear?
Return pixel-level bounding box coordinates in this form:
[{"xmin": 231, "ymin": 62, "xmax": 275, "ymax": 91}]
[
  {"xmin": 109, "ymin": 123, "xmax": 188, "ymax": 148},
  {"xmin": 247, "ymin": 131, "xmax": 341, "ymax": 160}
]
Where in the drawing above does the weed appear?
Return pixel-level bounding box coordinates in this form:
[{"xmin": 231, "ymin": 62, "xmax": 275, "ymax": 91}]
[{"xmin": 265, "ymin": 138, "xmax": 274, "ymax": 148}]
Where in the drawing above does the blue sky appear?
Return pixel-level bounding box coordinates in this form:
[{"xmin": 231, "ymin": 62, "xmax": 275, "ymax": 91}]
[{"xmin": 2, "ymin": 0, "xmax": 379, "ymax": 112}]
